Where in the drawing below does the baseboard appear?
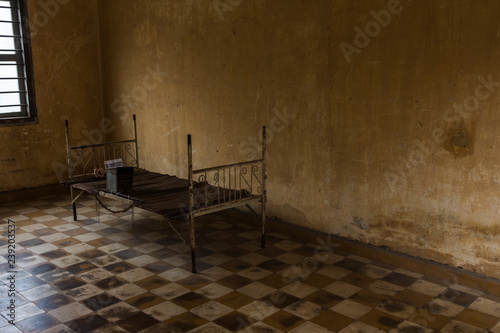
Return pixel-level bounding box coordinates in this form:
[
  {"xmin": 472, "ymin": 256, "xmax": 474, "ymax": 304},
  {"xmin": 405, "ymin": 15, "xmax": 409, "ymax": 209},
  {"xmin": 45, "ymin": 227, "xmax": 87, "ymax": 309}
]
[{"xmin": 0, "ymin": 183, "xmax": 67, "ymax": 203}]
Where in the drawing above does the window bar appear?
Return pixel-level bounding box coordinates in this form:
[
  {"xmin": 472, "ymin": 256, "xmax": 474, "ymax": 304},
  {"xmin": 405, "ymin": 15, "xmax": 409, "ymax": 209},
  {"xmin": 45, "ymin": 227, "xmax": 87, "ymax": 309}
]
[
  {"xmin": 16, "ymin": 0, "xmax": 38, "ymax": 122},
  {"xmin": 12, "ymin": 0, "xmax": 29, "ymax": 115},
  {"xmin": 0, "ymin": 103, "xmax": 27, "ymax": 107},
  {"xmin": 0, "ymin": 55, "xmax": 24, "ymax": 60},
  {"xmin": 0, "ymin": 59, "xmax": 23, "ymax": 64}
]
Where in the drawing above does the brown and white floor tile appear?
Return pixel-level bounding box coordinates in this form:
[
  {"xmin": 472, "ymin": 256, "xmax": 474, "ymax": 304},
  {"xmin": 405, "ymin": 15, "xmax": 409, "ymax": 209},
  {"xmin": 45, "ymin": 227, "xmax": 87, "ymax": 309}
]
[{"xmin": 2, "ymin": 194, "xmax": 500, "ymax": 332}]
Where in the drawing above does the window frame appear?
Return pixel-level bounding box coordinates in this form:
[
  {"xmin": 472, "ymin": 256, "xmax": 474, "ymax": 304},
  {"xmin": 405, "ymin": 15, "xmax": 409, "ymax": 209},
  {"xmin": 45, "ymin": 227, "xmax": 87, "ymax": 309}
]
[{"xmin": 0, "ymin": 0, "xmax": 37, "ymax": 127}]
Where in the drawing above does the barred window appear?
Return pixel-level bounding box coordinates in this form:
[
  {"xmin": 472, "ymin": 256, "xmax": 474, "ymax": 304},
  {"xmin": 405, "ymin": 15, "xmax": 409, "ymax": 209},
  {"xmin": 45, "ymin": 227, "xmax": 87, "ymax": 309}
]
[{"xmin": 0, "ymin": 0, "xmax": 37, "ymax": 126}]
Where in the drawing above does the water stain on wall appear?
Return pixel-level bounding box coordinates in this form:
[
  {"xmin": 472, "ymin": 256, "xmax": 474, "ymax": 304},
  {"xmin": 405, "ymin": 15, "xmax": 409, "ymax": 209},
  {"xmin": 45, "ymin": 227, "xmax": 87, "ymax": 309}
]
[{"xmin": 442, "ymin": 120, "xmax": 475, "ymax": 157}]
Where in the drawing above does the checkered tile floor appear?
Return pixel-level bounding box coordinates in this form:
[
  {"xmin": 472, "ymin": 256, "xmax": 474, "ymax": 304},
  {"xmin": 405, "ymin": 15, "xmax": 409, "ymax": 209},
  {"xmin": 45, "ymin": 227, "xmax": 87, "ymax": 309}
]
[{"xmin": 1, "ymin": 194, "xmax": 500, "ymax": 332}]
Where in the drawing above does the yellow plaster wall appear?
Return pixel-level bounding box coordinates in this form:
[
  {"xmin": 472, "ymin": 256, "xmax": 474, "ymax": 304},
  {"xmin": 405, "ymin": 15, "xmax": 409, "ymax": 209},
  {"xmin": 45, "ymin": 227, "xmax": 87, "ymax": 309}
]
[
  {"xmin": 0, "ymin": 0, "xmax": 103, "ymax": 191},
  {"xmin": 98, "ymin": 0, "xmax": 500, "ymax": 278},
  {"xmin": 3, "ymin": 0, "xmax": 500, "ymax": 279}
]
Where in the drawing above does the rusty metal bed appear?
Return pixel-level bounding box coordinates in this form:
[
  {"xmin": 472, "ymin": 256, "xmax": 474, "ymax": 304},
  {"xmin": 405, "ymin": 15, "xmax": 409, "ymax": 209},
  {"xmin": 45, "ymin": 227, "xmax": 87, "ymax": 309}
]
[{"xmin": 63, "ymin": 115, "xmax": 267, "ymax": 273}]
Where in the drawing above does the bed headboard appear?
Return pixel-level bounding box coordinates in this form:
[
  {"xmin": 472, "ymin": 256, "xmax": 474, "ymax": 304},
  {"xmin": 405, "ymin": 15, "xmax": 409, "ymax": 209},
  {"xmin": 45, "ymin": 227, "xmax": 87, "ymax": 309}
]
[{"xmin": 64, "ymin": 115, "xmax": 139, "ymax": 179}]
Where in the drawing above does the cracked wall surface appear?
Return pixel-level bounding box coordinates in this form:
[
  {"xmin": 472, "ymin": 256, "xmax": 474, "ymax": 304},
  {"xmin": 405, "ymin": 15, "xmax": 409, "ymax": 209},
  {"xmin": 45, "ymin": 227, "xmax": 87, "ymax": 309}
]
[{"xmin": 4, "ymin": 0, "xmax": 500, "ymax": 279}]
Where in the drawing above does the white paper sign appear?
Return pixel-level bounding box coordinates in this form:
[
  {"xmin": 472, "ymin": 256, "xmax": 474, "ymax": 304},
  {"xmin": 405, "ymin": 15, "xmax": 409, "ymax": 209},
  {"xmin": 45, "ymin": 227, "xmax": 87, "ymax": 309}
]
[{"xmin": 105, "ymin": 158, "xmax": 123, "ymax": 169}]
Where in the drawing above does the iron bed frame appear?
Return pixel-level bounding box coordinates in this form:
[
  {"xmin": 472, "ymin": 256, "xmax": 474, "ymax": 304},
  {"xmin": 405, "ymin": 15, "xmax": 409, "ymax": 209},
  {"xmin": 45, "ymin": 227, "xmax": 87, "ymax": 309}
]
[{"xmin": 64, "ymin": 115, "xmax": 267, "ymax": 273}]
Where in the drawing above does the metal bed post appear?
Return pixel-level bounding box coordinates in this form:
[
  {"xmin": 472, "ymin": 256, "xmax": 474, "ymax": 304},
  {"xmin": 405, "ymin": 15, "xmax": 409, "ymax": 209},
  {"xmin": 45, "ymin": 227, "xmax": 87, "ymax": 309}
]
[
  {"xmin": 261, "ymin": 126, "xmax": 267, "ymax": 248},
  {"xmin": 65, "ymin": 120, "xmax": 77, "ymax": 221},
  {"xmin": 132, "ymin": 114, "xmax": 139, "ymax": 168},
  {"xmin": 187, "ymin": 134, "xmax": 197, "ymax": 273},
  {"xmin": 70, "ymin": 188, "xmax": 77, "ymax": 221},
  {"xmin": 132, "ymin": 114, "xmax": 138, "ymax": 224}
]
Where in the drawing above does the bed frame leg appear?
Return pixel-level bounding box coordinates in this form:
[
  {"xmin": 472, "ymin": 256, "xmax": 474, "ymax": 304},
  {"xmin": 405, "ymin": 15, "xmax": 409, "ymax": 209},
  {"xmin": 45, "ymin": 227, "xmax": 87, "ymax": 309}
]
[
  {"xmin": 95, "ymin": 198, "xmax": 100, "ymax": 224},
  {"xmin": 190, "ymin": 213, "xmax": 197, "ymax": 273},
  {"xmin": 187, "ymin": 134, "xmax": 197, "ymax": 274},
  {"xmin": 191, "ymin": 248, "xmax": 197, "ymax": 274},
  {"xmin": 70, "ymin": 187, "xmax": 77, "ymax": 221},
  {"xmin": 72, "ymin": 202, "xmax": 77, "ymax": 221},
  {"xmin": 131, "ymin": 206, "xmax": 135, "ymax": 227},
  {"xmin": 261, "ymin": 205, "xmax": 266, "ymax": 248},
  {"xmin": 261, "ymin": 126, "xmax": 267, "ymax": 249}
]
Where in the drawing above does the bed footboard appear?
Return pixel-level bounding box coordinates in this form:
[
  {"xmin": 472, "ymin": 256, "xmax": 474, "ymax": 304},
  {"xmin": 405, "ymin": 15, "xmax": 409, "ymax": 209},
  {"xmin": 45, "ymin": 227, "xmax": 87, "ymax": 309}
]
[{"xmin": 187, "ymin": 127, "xmax": 267, "ymax": 273}]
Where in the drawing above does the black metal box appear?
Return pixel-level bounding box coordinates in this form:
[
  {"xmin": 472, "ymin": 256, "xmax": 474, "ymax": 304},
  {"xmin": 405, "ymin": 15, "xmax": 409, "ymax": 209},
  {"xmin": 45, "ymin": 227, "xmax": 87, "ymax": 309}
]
[{"xmin": 106, "ymin": 167, "xmax": 134, "ymax": 194}]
